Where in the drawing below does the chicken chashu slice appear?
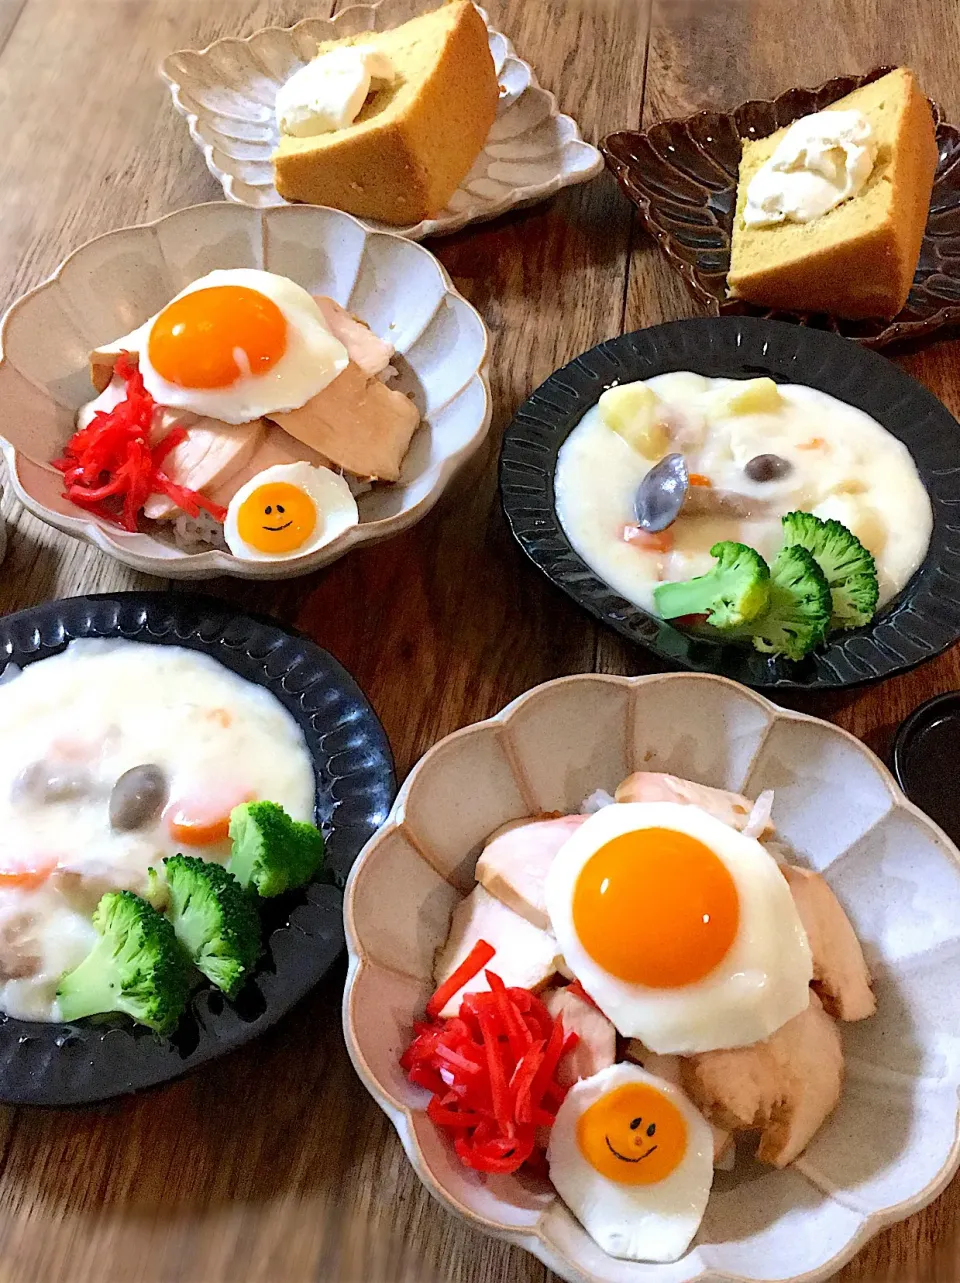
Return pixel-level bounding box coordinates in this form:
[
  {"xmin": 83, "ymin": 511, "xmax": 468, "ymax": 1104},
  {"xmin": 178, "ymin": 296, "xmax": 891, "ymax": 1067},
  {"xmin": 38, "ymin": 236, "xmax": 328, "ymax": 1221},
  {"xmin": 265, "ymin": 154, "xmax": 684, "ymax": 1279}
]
[
  {"xmin": 679, "ymin": 992, "xmax": 843, "ymax": 1168},
  {"xmin": 543, "ymin": 985, "xmax": 616, "ymax": 1087},
  {"xmin": 615, "ymin": 771, "xmax": 773, "ymax": 838},
  {"xmin": 475, "ymin": 815, "xmax": 587, "ymax": 930},
  {"xmin": 268, "ymin": 362, "xmax": 419, "ymax": 482},
  {"xmin": 782, "ymin": 864, "xmax": 875, "ymax": 1021},
  {"xmin": 432, "ymin": 885, "xmax": 563, "ymax": 1019}
]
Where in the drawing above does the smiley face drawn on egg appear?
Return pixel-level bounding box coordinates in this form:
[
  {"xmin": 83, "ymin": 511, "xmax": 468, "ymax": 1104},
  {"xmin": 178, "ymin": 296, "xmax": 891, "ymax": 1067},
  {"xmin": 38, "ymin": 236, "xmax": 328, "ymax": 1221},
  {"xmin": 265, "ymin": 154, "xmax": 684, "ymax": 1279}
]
[
  {"xmin": 547, "ymin": 1062, "xmax": 715, "ymax": 1263},
  {"xmin": 224, "ymin": 461, "xmax": 359, "ymax": 562},
  {"xmin": 576, "ymin": 1080, "xmax": 687, "ymax": 1186},
  {"xmin": 236, "ymin": 481, "xmax": 318, "ymax": 555}
]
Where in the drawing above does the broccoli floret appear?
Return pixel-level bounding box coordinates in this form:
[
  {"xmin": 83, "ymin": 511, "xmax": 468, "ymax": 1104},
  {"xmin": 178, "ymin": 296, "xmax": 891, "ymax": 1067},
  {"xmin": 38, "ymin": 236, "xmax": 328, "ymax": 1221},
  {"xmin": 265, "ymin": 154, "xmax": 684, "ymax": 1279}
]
[
  {"xmin": 163, "ymin": 855, "xmax": 261, "ymax": 998},
  {"xmin": 780, "ymin": 511, "xmax": 879, "ymax": 630},
  {"xmin": 227, "ymin": 801, "xmax": 325, "ymax": 898},
  {"xmin": 654, "ymin": 541, "xmax": 771, "ymax": 628},
  {"xmin": 56, "ymin": 891, "xmax": 191, "ymax": 1034},
  {"xmin": 748, "ymin": 545, "xmax": 832, "ymax": 661}
]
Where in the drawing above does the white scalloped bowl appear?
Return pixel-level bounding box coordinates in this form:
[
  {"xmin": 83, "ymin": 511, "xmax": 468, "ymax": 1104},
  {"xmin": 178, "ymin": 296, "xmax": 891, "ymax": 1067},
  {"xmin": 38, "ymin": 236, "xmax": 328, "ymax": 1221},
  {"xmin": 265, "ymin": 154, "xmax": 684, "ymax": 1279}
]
[
  {"xmin": 343, "ymin": 672, "xmax": 960, "ymax": 1283},
  {"xmin": 159, "ymin": 1, "xmax": 603, "ymax": 238},
  {"xmin": 0, "ymin": 202, "xmax": 490, "ymax": 579}
]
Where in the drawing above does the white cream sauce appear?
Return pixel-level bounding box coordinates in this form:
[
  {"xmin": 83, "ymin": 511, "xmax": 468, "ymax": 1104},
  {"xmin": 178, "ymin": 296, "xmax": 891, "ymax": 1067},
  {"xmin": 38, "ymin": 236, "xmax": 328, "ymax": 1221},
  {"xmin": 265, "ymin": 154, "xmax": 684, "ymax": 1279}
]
[
  {"xmin": 555, "ymin": 373, "xmax": 932, "ymax": 614},
  {"xmin": 0, "ymin": 640, "xmax": 315, "ymax": 1021}
]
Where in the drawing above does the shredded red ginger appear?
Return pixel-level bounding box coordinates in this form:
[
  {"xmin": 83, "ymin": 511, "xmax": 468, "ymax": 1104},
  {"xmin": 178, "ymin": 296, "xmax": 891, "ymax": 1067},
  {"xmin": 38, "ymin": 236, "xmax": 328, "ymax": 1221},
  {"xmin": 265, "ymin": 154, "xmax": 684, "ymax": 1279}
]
[
  {"xmin": 52, "ymin": 353, "xmax": 227, "ymax": 533},
  {"xmin": 399, "ymin": 940, "xmax": 578, "ymax": 1176}
]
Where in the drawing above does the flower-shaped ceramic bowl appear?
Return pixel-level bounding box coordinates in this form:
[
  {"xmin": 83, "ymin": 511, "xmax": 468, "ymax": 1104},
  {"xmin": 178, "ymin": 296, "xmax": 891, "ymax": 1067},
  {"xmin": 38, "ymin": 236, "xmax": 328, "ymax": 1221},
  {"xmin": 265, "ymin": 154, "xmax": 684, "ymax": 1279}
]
[
  {"xmin": 343, "ymin": 672, "xmax": 960, "ymax": 1283},
  {"xmin": 159, "ymin": 1, "xmax": 603, "ymax": 238},
  {"xmin": 0, "ymin": 202, "xmax": 490, "ymax": 579}
]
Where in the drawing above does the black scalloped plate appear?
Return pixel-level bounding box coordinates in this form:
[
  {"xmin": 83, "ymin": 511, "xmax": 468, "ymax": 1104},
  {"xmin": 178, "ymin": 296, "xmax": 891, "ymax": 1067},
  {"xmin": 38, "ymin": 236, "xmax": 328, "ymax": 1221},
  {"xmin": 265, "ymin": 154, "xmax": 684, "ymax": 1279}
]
[
  {"xmin": 0, "ymin": 592, "xmax": 395, "ymax": 1106},
  {"xmin": 500, "ymin": 316, "xmax": 960, "ymax": 689}
]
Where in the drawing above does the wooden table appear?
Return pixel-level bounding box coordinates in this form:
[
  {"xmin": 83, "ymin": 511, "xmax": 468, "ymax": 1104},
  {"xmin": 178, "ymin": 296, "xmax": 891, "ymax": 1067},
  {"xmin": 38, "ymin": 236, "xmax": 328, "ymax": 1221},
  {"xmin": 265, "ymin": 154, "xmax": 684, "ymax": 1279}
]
[{"xmin": 0, "ymin": 0, "xmax": 957, "ymax": 1278}]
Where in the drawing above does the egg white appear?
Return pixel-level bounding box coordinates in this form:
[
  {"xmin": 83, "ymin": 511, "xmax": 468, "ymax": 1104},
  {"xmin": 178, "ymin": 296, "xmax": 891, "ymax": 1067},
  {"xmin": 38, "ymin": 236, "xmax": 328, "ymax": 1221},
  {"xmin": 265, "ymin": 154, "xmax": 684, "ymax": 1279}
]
[
  {"xmin": 224, "ymin": 460, "xmax": 359, "ymax": 561},
  {"xmin": 545, "ymin": 802, "xmax": 812, "ymax": 1053},
  {"xmin": 105, "ymin": 269, "xmax": 348, "ymax": 424},
  {"xmin": 547, "ymin": 1062, "xmax": 714, "ymax": 1263}
]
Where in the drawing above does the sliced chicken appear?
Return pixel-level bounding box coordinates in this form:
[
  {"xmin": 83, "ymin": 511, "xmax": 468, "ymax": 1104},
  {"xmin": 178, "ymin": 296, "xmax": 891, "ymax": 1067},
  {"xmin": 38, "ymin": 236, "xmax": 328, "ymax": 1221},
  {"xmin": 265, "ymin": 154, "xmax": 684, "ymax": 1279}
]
[
  {"xmin": 205, "ymin": 422, "xmax": 331, "ymax": 509},
  {"xmin": 624, "ymin": 1042, "xmax": 733, "ymax": 1167},
  {"xmin": 543, "ymin": 985, "xmax": 616, "ymax": 1087},
  {"xmin": 314, "ymin": 296, "xmax": 394, "ymax": 378},
  {"xmin": 432, "ymin": 885, "xmax": 563, "ymax": 1019},
  {"xmin": 143, "ymin": 417, "xmax": 265, "ymax": 520},
  {"xmin": 475, "ymin": 814, "xmax": 587, "ymax": 930},
  {"xmin": 679, "ymin": 992, "xmax": 843, "ymax": 1168},
  {"xmin": 615, "ymin": 771, "xmax": 773, "ymax": 838},
  {"xmin": 269, "ymin": 361, "xmax": 420, "ymax": 482},
  {"xmin": 782, "ymin": 864, "xmax": 876, "ymax": 1021}
]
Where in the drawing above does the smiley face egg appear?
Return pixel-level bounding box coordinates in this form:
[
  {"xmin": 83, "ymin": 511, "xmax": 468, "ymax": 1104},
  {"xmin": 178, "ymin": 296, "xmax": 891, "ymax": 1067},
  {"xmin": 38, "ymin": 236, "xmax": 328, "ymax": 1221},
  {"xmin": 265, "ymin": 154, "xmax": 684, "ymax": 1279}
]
[
  {"xmin": 547, "ymin": 1062, "xmax": 714, "ymax": 1262},
  {"xmin": 545, "ymin": 800, "xmax": 812, "ymax": 1053},
  {"xmin": 224, "ymin": 461, "xmax": 359, "ymax": 561}
]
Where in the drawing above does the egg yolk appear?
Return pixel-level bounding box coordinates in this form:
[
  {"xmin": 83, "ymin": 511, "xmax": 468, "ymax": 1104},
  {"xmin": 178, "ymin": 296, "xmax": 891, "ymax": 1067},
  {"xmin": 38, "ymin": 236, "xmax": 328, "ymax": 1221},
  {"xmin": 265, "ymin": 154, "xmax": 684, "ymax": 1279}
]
[
  {"xmin": 236, "ymin": 481, "xmax": 317, "ymax": 554},
  {"xmin": 577, "ymin": 1082, "xmax": 687, "ymax": 1185},
  {"xmin": 147, "ymin": 285, "xmax": 287, "ymax": 389},
  {"xmin": 571, "ymin": 828, "xmax": 739, "ymax": 988}
]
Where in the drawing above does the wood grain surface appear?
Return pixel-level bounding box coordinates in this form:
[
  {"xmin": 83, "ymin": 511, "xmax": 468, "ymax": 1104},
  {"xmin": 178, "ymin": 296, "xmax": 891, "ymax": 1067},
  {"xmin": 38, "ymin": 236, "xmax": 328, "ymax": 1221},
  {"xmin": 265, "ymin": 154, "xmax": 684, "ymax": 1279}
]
[{"xmin": 0, "ymin": 0, "xmax": 957, "ymax": 1279}]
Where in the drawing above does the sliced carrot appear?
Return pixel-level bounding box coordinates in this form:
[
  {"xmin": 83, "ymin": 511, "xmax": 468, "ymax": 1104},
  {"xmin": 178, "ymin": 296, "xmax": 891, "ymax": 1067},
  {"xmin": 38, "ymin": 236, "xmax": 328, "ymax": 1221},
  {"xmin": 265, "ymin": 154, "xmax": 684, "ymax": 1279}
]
[
  {"xmin": 622, "ymin": 524, "xmax": 674, "ymax": 553},
  {"xmin": 168, "ymin": 812, "xmax": 233, "ymax": 846},
  {"xmin": 0, "ymin": 858, "xmax": 58, "ymax": 890},
  {"xmin": 425, "ymin": 939, "xmax": 495, "ymax": 1020},
  {"xmin": 688, "ymin": 473, "xmax": 712, "ymax": 487},
  {"xmin": 797, "ymin": 437, "xmax": 827, "ymax": 450}
]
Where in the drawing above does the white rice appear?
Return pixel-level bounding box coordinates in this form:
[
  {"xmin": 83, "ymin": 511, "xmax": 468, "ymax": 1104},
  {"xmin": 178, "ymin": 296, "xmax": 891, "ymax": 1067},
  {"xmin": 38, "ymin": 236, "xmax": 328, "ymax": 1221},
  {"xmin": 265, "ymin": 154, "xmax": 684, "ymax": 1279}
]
[{"xmin": 170, "ymin": 509, "xmax": 228, "ymax": 553}]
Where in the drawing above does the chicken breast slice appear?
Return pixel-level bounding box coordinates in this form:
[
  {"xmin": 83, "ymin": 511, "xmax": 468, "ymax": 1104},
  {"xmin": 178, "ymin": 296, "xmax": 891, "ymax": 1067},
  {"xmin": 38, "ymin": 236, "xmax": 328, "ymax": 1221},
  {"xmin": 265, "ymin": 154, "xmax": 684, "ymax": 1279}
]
[
  {"xmin": 432, "ymin": 885, "xmax": 563, "ymax": 1020},
  {"xmin": 624, "ymin": 1042, "xmax": 734, "ymax": 1167},
  {"xmin": 475, "ymin": 814, "xmax": 587, "ymax": 930},
  {"xmin": 268, "ymin": 361, "xmax": 420, "ymax": 482},
  {"xmin": 313, "ymin": 296, "xmax": 394, "ymax": 377},
  {"xmin": 143, "ymin": 417, "xmax": 265, "ymax": 520},
  {"xmin": 543, "ymin": 985, "xmax": 616, "ymax": 1087},
  {"xmin": 782, "ymin": 865, "xmax": 876, "ymax": 1021},
  {"xmin": 679, "ymin": 992, "xmax": 843, "ymax": 1168},
  {"xmin": 615, "ymin": 771, "xmax": 773, "ymax": 837},
  {"xmin": 204, "ymin": 422, "xmax": 331, "ymax": 509}
]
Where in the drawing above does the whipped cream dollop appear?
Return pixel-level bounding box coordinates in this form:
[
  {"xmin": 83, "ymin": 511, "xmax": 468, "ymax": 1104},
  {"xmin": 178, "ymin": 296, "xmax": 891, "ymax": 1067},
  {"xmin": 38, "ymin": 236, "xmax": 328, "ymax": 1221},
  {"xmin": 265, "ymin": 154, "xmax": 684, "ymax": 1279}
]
[
  {"xmin": 276, "ymin": 45, "xmax": 396, "ymax": 139},
  {"xmin": 743, "ymin": 109, "xmax": 878, "ymax": 227}
]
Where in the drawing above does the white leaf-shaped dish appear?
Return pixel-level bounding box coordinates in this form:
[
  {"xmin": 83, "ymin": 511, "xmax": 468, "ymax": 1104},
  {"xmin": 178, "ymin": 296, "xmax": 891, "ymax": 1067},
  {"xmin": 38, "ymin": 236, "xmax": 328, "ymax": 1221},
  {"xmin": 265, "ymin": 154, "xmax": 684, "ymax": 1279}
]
[
  {"xmin": 159, "ymin": 1, "xmax": 603, "ymax": 238},
  {"xmin": 0, "ymin": 202, "xmax": 490, "ymax": 580},
  {"xmin": 343, "ymin": 672, "xmax": 960, "ymax": 1283}
]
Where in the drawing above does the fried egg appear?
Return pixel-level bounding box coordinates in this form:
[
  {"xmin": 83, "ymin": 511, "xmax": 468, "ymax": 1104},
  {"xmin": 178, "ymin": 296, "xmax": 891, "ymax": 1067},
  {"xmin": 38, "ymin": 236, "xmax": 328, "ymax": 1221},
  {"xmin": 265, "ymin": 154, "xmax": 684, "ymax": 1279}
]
[
  {"xmin": 224, "ymin": 461, "xmax": 359, "ymax": 560},
  {"xmin": 106, "ymin": 269, "xmax": 348, "ymax": 424},
  {"xmin": 545, "ymin": 801, "xmax": 812, "ymax": 1053},
  {"xmin": 547, "ymin": 1062, "xmax": 714, "ymax": 1262}
]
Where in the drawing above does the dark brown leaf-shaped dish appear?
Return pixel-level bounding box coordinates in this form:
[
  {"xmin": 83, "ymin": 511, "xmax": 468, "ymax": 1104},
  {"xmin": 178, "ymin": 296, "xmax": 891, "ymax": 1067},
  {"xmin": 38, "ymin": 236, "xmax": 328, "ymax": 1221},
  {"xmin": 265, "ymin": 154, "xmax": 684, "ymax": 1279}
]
[{"xmin": 602, "ymin": 67, "xmax": 960, "ymax": 348}]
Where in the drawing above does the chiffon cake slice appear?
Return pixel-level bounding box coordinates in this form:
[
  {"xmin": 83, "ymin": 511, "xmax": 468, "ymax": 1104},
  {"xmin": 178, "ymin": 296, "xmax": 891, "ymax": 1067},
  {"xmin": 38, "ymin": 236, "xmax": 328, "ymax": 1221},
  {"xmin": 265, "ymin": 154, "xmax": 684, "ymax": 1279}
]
[
  {"xmin": 272, "ymin": 1, "xmax": 499, "ymax": 225},
  {"xmin": 728, "ymin": 69, "xmax": 938, "ymax": 320}
]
